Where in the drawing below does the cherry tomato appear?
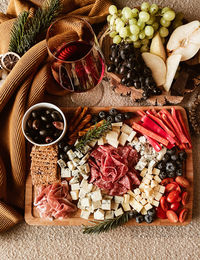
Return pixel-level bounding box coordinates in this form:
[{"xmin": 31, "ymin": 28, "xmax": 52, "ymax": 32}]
[
  {"xmin": 160, "ymin": 196, "xmax": 169, "ymax": 212},
  {"xmin": 167, "ymin": 190, "xmax": 181, "ymax": 203},
  {"xmin": 156, "ymin": 205, "xmax": 167, "ymax": 219},
  {"xmin": 179, "ymin": 208, "xmax": 189, "ymax": 223},
  {"xmin": 182, "ymin": 191, "xmax": 190, "ymax": 206},
  {"xmin": 165, "ymin": 182, "xmax": 181, "ymax": 193},
  {"xmin": 166, "ymin": 210, "xmax": 178, "ymax": 223},
  {"xmin": 161, "ymin": 178, "xmax": 174, "ymax": 186},
  {"xmin": 170, "ymin": 202, "xmax": 180, "ymax": 211}
]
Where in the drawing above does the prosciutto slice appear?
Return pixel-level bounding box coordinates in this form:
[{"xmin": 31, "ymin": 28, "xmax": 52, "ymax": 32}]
[
  {"xmin": 89, "ymin": 145, "xmax": 140, "ymax": 195},
  {"xmin": 34, "ymin": 181, "xmax": 77, "ymax": 220}
]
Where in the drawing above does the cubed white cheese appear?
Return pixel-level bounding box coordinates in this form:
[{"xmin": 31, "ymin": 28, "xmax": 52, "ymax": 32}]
[
  {"xmin": 89, "ymin": 139, "xmax": 97, "ymax": 147},
  {"xmin": 80, "ymin": 210, "xmax": 90, "ymax": 219},
  {"xmin": 105, "ymin": 210, "xmax": 114, "ymax": 219},
  {"xmin": 151, "ymin": 180, "xmax": 158, "ymax": 188},
  {"xmin": 82, "ymin": 145, "xmax": 91, "ymax": 154},
  {"xmin": 135, "ymin": 195, "xmax": 142, "ymax": 202},
  {"xmin": 144, "ymin": 203, "xmax": 153, "ymax": 211},
  {"xmin": 140, "ymin": 168, "xmax": 147, "ymax": 178},
  {"xmin": 103, "ymin": 195, "xmax": 113, "ymax": 200},
  {"xmin": 154, "ymin": 185, "xmax": 160, "ymax": 191},
  {"xmin": 112, "ymin": 122, "xmax": 123, "ymax": 127},
  {"xmin": 107, "ymin": 138, "xmax": 119, "ymax": 148},
  {"xmin": 121, "ymin": 124, "xmax": 133, "ymax": 135},
  {"xmin": 84, "ymin": 163, "xmax": 90, "ymax": 174},
  {"xmin": 148, "ymin": 160, "xmax": 156, "ymax": 175},
  {"xmin": 114, "ymin": 196, "xmax": 124, "ymax": 204},
  {"xmin": 154, "ymin": 175, "xmax": 162, "ymax": 183},
  {"xmin": 135, "ymin": 158, "xmax": 147, "ymax": 171},
  {"xmin": 127, "ymin": 130, "xmax": 137, "ymax": 142},
  {"xmin": 143, "ymin": 178, "xmax": 150, "ymax": 185},
  {"xmin": 106, "ymin": 131, "xmax": 119, "ymax": 141},
  {"xmin": 152, "ymin": 200, "xmax": 159, "ymax": 207},
  {"xmin": 130, "ymin": 199, "xmax": 143, "ymax": 213},
  {"xmin": 98, "ymin": 137, "xmax": 104, "ymax": 145},
  {"xmin": 71, "ymin": 183, "xmax": 80, "ymax": 191},
  {"xmin": 57, "ymin": 159, "xmax": 66, "ymax": 168},
  {"xmin": 91, "ymin": 190, "xmax": 102, "ymax": 202},
  {"xmin": 139, "ymin": 183, "xmax": 146, "ymax": 191},
  {"xmin": 141, "ymin": 192, "xmax": 147, "ymax": 199},
  {"xmin": 118, "ymin": 132, "xmax": 129, "ymax": 146},
  {"xmin": 159, "ymin": 185, "xmax": 165, "ymax": 194},
  {"xmin": 115, "ymin": 208, "xmax": 124, "ymax": 217},
  {"xmin": 140, "ymin": 199, "xmax": 147, "ymax": 206},
  {"xmin": 67, "ymin": 161, "xmax": 76, "ymax": 171},
  {"xmin": 94, "ymin": 209, "xmax": 104, "ymax": 220},
  {"xmin": 72, "ymin": 169, "xmax": 79, "ymax": 177},
  {"xmin": 80, "ymin": 179, "xmax": 88, "ymax": 188},
  {"xmin": 152, "ymin": 168, "xmax": 160, "ymax": 175},
  {"xmin": 134, "ymin": 188, "xmax": 141, "ymax": 195},
  {"xmin": 127, "ymin": 190, "xmax": 135, "ymax": 197},
  {"xmin": 79, "ymin": 153, "xmax": 90, "ymax": 166},
  {"xmin": 69, "ymin": 176, "xmax": 79, "ymax": 184},
  {"xmin": 111, "ymin": 201, "xmax": 119, "ymax": 210},
  {"xmin": 141, "ymin": 207, "xmax": 147, "ymax": 215},
  {"xmin": 81, "ymin": 197, "xmax": 91, "ymax": 207},
  {"xmin": 112, "ymin": 126, "xmax": 121, "ymax": 134},
  {"xmin": 144, "ymin": 187, "xmax": 153, "ymax": 197},
  {"xmin": 67, "ymin": 150, "xmax": 76, "ymax": 160},
  {"xmin": 70, "ymin": 190, "xmax": 79, "ymax": 200},
  {"xmin": 122, "ymin": 203, "xmax": 131, "ymax": 211},
  {"xmin": 157, "ymin": 147, "xmax": 167, "ymax": 161},
  {"xmin": 138, "ymin": 136, "xmax": 146, "ymax": 144},
  {"xmin": 154, "ymin": 192, "xmax": 162, "ymax": 201},
  {"xmin": 72, "ymin": 158, "xmax": 80, "ymax": 167},
  {"xmin": 91, "ymin": 200, "xmax": 101, "ymax": 211},
  {"xmin": 101, "ymin": 199, "xmax": 111, "ymax": 210},
  {"xmin": 74, "ymin": 150, "xmax": 84, "ymax": 159},
  {"xmin": 146, "ymin": 174, "xmax": 153, "ymax": 180},
  {"xmin": 124, "ymin": 194, "xmax": 130, "ymax": 204},
  {"xmin": 61, "ymin": 168, "xmax": 71, "ymax": 178},
  {"xmin": 147, "ymin": 196, "xmax": 154, "ymax": 204}
]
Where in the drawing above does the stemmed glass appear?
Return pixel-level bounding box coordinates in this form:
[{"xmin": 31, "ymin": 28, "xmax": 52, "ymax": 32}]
[{"xmin": 46, "ymin": 16, "xmax": 105, "ymax": 106}]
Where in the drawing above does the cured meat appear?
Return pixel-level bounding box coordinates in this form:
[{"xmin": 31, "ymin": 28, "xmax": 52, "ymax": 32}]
[
  {"xmin": 89, "ymin": 145, "xmax": 140, "ymax": 195},
  {"xmin": 34, "ymin": 181, "xmax": 77, "ymax": 220}
]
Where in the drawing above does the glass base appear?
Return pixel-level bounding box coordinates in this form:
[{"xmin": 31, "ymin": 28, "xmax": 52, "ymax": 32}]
[{"xmin": 70, "ymin": 83, "xmax": 104, "ymax": 106}]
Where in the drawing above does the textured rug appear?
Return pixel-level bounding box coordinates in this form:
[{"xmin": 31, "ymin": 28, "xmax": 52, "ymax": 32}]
[{"xmin": 0, "ymin": 1, "xmax": 200, "ymax": 260}]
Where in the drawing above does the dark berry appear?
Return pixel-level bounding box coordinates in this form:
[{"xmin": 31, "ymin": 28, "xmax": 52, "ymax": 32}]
[
  {"xmin": 121, "ymin": 77, "xmax": 128, "ymax": 85},
  {"xmin": 179, "ymin": 151, "xmax": 187, "ymax": 161},
  {"xmin": 111, "ymin": 49, "xmax": 118, "ymax": 58},
  {"xmin": 124, "ymin": 112, "xmax": 133, "ymax": 120},
  {"xmin": 176, "ymin": 160, "xmax": 182, "ymax": 169},
  {"xmin": 171, "ymin": 154, "xmax": 178, "ymax": 161},
  {"xmin": 176, "ymin": 168, "xmax": 183, "ymax": 176},
  {"xmin": 162, "ymin": 153, "xmax": 170, "ymax": 163},
  {"xmin": 58, "ymin": 141, "xmax": 65, "ymax": 149},
  {"xmin": 60, "ymin": 153, "xmax": 68, "ymax": 161},
  {"xmin": 120, "ymin": 49, "xmax": 129, "ymax": 60},
  {"xmin": 157, "ymin": 161, "xmax": 166, "ymax": 170},
  {"xmin": 135, "ymin": 214, "xmax": 144, "ymax": 223},
  {"xmin": 166, "ymin": 162, "xmax": 176, "ymax": 172},
  {"xmin": 115, "ymin": 113, "xmax": 124, "ymax": 122},
  {"xmin": 144, "ymin": 67, "xmax": 151, "ymax": 75},
  {"xmin": 98, "ymin": 111, "xmax": 106, "ymax": 119},
  {"xmin": 107, "ymin": 115, "xmax": 115, "ymax": 123},
  {"xmin": 110, "ymin": 44, "xmax": 117, "ymax": 51},
  {"xmin": 142, "ymin": 91, "xmax": 149, "ymax": 99},
  {"xmin": 147, "ymin": 208, "xmax": 156, "ymax": 218},
  {"xmin": 144, "ymin": 214, "xmax": 154, "ymax": 224},
  {"xmin": 119, "ymin": 65, "xmax": 128, "ymax": 75},
  {"xmin": 107, "ymin": 64, "xmax": 115, "ymax": 72},
  {"xmin": 168, "ymin": 171, "xmax": 176, "ymax": 178},
  {"xmin": 109, "ymin": 108, "xmax": 118, "ymax": 116},
  {"xmin": 134, "ymin": 81, "xmax": 141, "ymax": 89},
  {"xmin": 159, "ymin": 171, "xmax": 167, "ymax": 180}
]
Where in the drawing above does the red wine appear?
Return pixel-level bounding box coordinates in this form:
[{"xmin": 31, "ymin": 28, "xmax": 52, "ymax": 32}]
[{"xmin": 51, "ymin": 40, "xmax": 105, "ymax": 92}]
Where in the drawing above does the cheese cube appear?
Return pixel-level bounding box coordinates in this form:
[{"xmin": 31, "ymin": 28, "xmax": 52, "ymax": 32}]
[
  {"xmin": 107, "ymin": 139, "xmax": 119, "ymax": 148},
  {"xmin": 106, "ymin": 131, "xmax": 119, "ymax": 141},
  {"xmin": 122, "ymin": 203, "xmax": 131, "ymax": 211},
  {"xmin": 124, "ymin": 194, "xmax": 130, "ymax": 204},
  {"xmin": 154, "ymin": 185, "xmax": 160, "ymax": 191},
  {"xmin": 127, "ymin": 130, "xmax": 137, "ymax": 142},
  {"xmin": 86, "ymin": 206, "xmax": 94, "ymax": 213},
  {"xmin": 67, "ymin": 161, "xmax": 75, "ymax": 171},
  {"xmin": 84, "ymin": 163, "xmax": 90, "ymax": 174},
  {"xmin": 72, "ymin": 158, "xmax": 80, "ymax": 167},
  {"xmin": 130, "ymin": 199, "xmax": 143, "ymax": 212},
  {"xmin": 61, "ymin": 168, "xmax": 71, "ymax": 178},
  {"xmin": 71, "ymin": 183, "xmax": 80, "ymax": 191},
  {"xmin": 80, "ymin": 210, "xmax": 90, "ymax": 219},
  {"xmin": 155, "ymin": 192, "xmax": 162, "ymax": 201},
  {"xmin": 127, "ymin": 190, "xmax": 135, "ymax": 197},
  {"xmin": 80, "ymin": 171, "xmax": 89, "ymax": 180},
  {"xmin": 118, "ymin": 132, "xmax": 129, "ymax": 146},
  {"xmin": 70, "ymin": 190, "xmax": 79, "ymax": 200},
  {"xmin": 112, "ymin": 122, "xmax": 123, "ymax": 127},
  {"xmin": 152, "ymin": 200, "xmax": 159, "ymax": 207},
  {"xmin": 98, "ymin": 137, "xmax": 104, "ymax": 145},
  {"xmin": 151, "ymin": 180, "xmax": 158, "ymax": 188},
  {"xmin": 159, "ymin": 185, "xmax": 165, "ymax": 194},
  {"xmin": 94, "ymin": 209, "xmax": 104, "ymax": 220},
  {"xmin": 111, "ymin": 201, "xmax": 119, "ymax": 210},
  {"xmin": 91, "ymin": 190, "xmax": 102, "ymax": 202},
  {"xmin": 140, "ymin": 199, "xmax": 147, "ymax": 206},
  {"xmin": 57, "ymin": 159, "xmax": 66, "ymax": 168},
  {"xmin": 146, "ymin": 174, "xmax": 153, "ymax": 180},
  {"xmin": 135, "ymin": 195, "xmax": 142, "ymax": 202},
  {"xmin": 114, "ymin": 196, "xmax": 124, "ymax": 204},
  {"xmin": 91, "ymin": 200, "xmax": 101, "ymax": 211},
  {"xmin": 148, "ymin": 160, "xmax": 156, "ymax": 175},
  {"xmin": 141, "ymin": 192, "xmax": 147, "ymax": 199},
  {"xmin": 147, "ymin": 196, "xmax": 154, "ymax": 204},
  {"xmin": 121, "ymin": 124, "xmax": 133, "ymax": 135},
  {"xmin": 105, "ymin": 210, "xmax": 114, "ymax": 219},
  {"xmin": 112, "ymin": 126, "xmax": 121, "ymax": 134},
  {"xmin": 139, "ymin": 183, "xmax": 146, "ymax": 191},
  {"xmin": 152, "ymin": 168, "xmax": 160, "ymax": 175},
  {"xmin": 103, "ymin": 195, "xmax": 113, "ymax": 200},
  {"xmin": 144, "ymin": 203, "xmax": 153, "ymax": 211},
  {"xmin": 72, "ymin": 169, "xmax": 79, "ymax": 177},
  {"xmin": 67, "ymin": 150, "xmax": 76, "ymax": 160},
  {"xmin": 79, "ymin": 153, "xmax": 90, "ymax": 166},
  {"xmin": 115, "ymin": 208, "xmax": 124, "ymax": 217},
  {"xmin": 134, "ymin": 188, "xmax": 141, "ymax": 195},
  {"xmin": 81, "ymin": 197, "xmax": 91, "ymax": 207},
  {"xmin": 154, "ymin": 175, "xmax": 162, "ymax": 183},
  {"xmin": 74, "ymin": 150, "xmax": 84, "ymax": 159},
  {"xmin": 82, "ymin": 145, "xmax": 91, "ymax": 154},
  {"xmin": 144, "ymin": 187, "xmax": 153, "ymax": 197},
  {"xmin": 143, "ymin": 178, "xmax": 150, "ymax": 185},
  {"xmin": 101, "ymin": 199, "xmax": 111, "ymax": 210},
  {"xmin": 141, "ymin": 207, "xmax": 147, "ymax": 215},
  {"xmin": 69, "ymin": 176, "xmax": 79, "ymax": 184},
  {"xmin": 80, "ymin": 179, "xmax": 88, "ymax": 188},
  {"xmin": 135, "ymin": 158, "xmax": 147, "ymax": 171},
  {"xmin": 89, "ymin": 139, "xmax": 97, "ymax": 147},
  {"xmin": 138, "ymin": 136, "xmax": 146, "ymax": 144},
  {"xmin": 157, "ymin": 147, "xmax": 167, "ymax": 161},
  {"xmin": 140, "ymin": 168, "xmax": 147, "ymax": 178}
]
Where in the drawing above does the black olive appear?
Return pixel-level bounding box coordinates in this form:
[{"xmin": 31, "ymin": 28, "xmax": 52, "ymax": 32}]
[
  {"xmin": 115, "ymin": 113, "xmax": 124, "ymax": 122},
  {"xmin": 45, "ymin": 109, "xmax": 52, "ymax": 115},
  {"xmin": 107, "ymin": 64, "xmax": 115, "ymax": 72},
  {"xmin": 124, "ymin": 112, "xmax": 133, "ymax": 120},
  {"xmin": 176, "ymin": 168, "xmax": 183, "ymax": 176},
  {"xmin": 115, "ymin": 66, "xmax": 120, "ymax": 74},
  {"xmin": 144, "ymin": 214, "xmax": 154, "ymax": 224},
  {"xmin": 135, "ymin": 214, "xmax": 144, "ymax": 223},
  {"xmin": 58, "ymin": 142, "xmax": 65, "ymax": 149},
  {"xmin": 109, "ymin": 55, "xmax": 114, "ymax": 62},
  {"xmin": 91, "ymin": 115, "xmax": 99, "ymax": 124},
  {"xmin": 168, "ymin": 171, "xmax": 176, "ymax": 178},
  {"xmin": 159, "ymin": 171, "xmax": 167, "ymax": 180},
  {"xmin": 63, "ymin": 145, "xmax": 71, "ymax": 153},
  {"xmin": 176, "ymin": 160, "xmax": 182, "ymax": 168},
  {"xmin": 126, "ymin": 80, "xmax": 134, "ymax": 87},
  {"xmin": 142, "ymin": 91, "xmax": 149, "ymax": 99},
  {"xmin": 147, "ymin": 208, "xmax": 156, "ymax": 218},
  {"xmin": 166, "ymin": 147, "xmax": 176, "ymax": 155},
  {"xmin": 33, "ymin": 135, "xmax": 42, "ymax": 143},
  {"xmin": 39, "ymin": 129, "xmax": 48, "ymax": 136},
  {"xmin": 171, "ymin": 154, "xmax": 178, "ymax": 161},
  {"xmin": 46, "ymin": 123, "xmax": 53, "ymax": 129},
  {"xmin": 98, "ymin": 111, "xmax": 107, "ymax": 119},
  {"xmin": 106, "ymin": 115, "xmax": 115, "ymax": 123},
  {"xmin": 54, "ymin": 131, "xmax": 61, "ymax": 138},
  {"xmin": 162, "ymin": 153, "xmax": 171, "ymax": 163},
  {"xmin": 41, "ymin": 115, "xmax": 49, "ymax": 122},
  {"xmin": 109, "ymin": 108, "xmax": 118, "ymax": 116},
  {"xmin": 128, "ymin": 210, "xmax": 137, "ymax": 218},
  {"xmin": 51, "ymin": 111, "xmax": 62, "ymax": 121},
  {"xmin": 179, "ymin": 151, "xmax": 187, "ymax": 161},
  {"xmin": 157, "ymin": 161, "xmax": 166, "ymax": 170},
  {"xmin": 60, "ymin": 153, "xmax": 68, "ymax": 161},
  {"xmin": 31, "ymin": 110, "xmax": 39, "ymax": 118},
  {"xmin": 166, "ymin": 162, "xmax": 176, "ymax": 172},
  {"xmin": 121, "ymin": 77, "xmax": 128, "ymax": 85},
  {"xmin": 134, "ymin": 81, "xmax": 141, "ymax": 89}
]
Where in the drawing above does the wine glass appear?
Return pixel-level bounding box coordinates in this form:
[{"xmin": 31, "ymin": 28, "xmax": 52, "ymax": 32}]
[{"xmin": 46, "ymin": 16, "xmax": 105, "ymax": 106}]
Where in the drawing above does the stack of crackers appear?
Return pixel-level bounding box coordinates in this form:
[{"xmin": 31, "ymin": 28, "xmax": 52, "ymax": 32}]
[{"xmin": 30, "ymin": 145, "xmax": 60, "ymax": 186}]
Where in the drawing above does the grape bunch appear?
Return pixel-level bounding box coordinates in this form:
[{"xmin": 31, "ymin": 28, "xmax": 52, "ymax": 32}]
[
  {"xmin": 107, "ymin": 3, "xmax": 184, "ymax": 52},
  {"xmin": 107, "ymin": 42, "xmax": 162, "ymax": 99}
]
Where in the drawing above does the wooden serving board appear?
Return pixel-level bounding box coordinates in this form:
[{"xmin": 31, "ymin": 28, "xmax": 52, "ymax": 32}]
[{"xmin": 25, "ymin": 106, "xmax": 193, "ymax": 226}]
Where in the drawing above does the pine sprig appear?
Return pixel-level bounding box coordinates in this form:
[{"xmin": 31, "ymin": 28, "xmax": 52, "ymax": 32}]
[
  {"xmin": 9, "ymin": 0, "xmax": 62, "ymax": 56},
  {"xmin": 82, "ymin": 212, "xmax": 131, "ymax": 234},
  {"xmin": 75, "ymin": 120, "xmax": 112, "ymax": 151}
]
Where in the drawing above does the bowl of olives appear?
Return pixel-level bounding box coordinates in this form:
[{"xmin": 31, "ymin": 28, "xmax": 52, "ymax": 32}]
[{"xmin": 22, "ymin": 102, "xmax": 67, "ymax": 146}]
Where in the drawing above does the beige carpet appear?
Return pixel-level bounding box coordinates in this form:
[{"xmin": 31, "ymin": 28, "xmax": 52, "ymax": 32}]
[{"xmin": 1, "ymin": 1, "xmax": 200, "ymax": 260}]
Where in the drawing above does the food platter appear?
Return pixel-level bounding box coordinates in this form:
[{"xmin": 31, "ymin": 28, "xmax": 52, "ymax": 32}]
[{"xmin": 25, "ymin": 106, "xmax": 193, "ymax": 226}]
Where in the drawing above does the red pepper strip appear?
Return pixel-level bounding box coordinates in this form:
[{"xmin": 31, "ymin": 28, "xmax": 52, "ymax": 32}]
[
  {"xmin": 176, "ymin": 110, "xmax": 192, "ymax": 148},
  {"xmin": 147, "ymin": 109, "xmax": 154, "ymax": 115},
  {"xmin": 151, "ymin": 108, "xmax": 157, "ymax": 116},
  {"xmin": 160, "ymin": 109, "xmax": 187, "ymax": 144},
  {"xmin": 146, "ymin": 111, "xmax": 176, "ymax": 138},
  {"xmin": 132, "ymin": 122, "xmax": 169, "ymax": 146},
  {"xmin": 137, "ymin": 110, "xmax": 146, "ymax": 117},
  {"xmin": 171, "ymin": 108, "xmax": 189, "ymax": 144},
  {"xmin": 141, "ymin": 115, "xmax": 176, "ymax": 144}
]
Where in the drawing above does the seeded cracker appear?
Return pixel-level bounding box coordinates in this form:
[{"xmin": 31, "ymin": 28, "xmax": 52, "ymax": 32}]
[{"xmin": 30, "ymin": 145, "xmax": 60, "ymax": 186}]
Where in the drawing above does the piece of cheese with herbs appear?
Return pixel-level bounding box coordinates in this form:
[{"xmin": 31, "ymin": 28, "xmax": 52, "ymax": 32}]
[
  {"xmin": 101, "ymin": 199, "xmax": 111, "ymax": 210},
  {"xmin": 91, "ymin": 190, "xmax": 102, "ymax": 202},
  {"xmin": 67, "ymin": 150, "xmax": 76, "ymax": 160},
  {"xmin": 115, "ymin": 207, "xmax": 124, "ymax": 217},
  {"xmin": 80, "ymin": 210, "xmax": 90, "ymax": 219},
  {"xmin": 105, "ymin": 210, "xmax": 114, "ymax": 219},
  {"xmin": 61, "ymin": 168, "xmax": 71, "ymax": 178},
  {"xmin": 94, "ymin": 209, "xmax": 104, "ymax": 220}
]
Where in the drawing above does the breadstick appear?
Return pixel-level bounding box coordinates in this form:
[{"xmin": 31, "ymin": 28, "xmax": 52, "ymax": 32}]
[
  {"xmin": 68, "ymin": 106, "xmax": 82, "ymax": 128},
  {"xmin": 78, "ymin": 120, "xmax": 104, "ymax": 136},
  {"xmin": 69, "ymin": 107, "xmax": 88, "ymax": 132},
  {"xmin": 68, "ymin": 114, "xmax": 92, "ymax": 139}
]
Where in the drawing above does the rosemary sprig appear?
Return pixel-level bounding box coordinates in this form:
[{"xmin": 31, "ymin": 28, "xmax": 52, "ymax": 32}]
[
  {"xmin": 9, "ymin": 0, "xmax": 62, "ymax": 56},
  {"xmin": 75, "ymin": 120, "xmax": 112, "ymax": 151},
  {"xmin": 82, "ymin": 211, "xmax": 132, "ymax": 234}
]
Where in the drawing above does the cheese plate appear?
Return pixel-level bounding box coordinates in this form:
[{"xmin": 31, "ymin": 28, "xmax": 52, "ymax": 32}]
[{"xmin": 25, "ymin": 106, "xmax": 193, "ymax": 226}]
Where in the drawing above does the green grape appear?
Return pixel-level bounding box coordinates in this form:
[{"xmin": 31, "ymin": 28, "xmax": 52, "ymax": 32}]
[
  {"xmin": 121, "ymin": 16, "xmax": 128, "ymax": 23},
  {"xmin": 152, "ymin": 22, "xmax": 159, "ymax": 31},
  {"xmin": 139, "ymin": 31, "xmax": 146, "ymax": 39},
  {"xmin": 172, "ymin": 20, "xmax": 183, "ymax": 29},
  {"xmin": 130, "ymin": 34, "xmax": 139, "ymax": 41},
  {"xmin": 147, "ymin": 35, "xmax": 154, "ymax": 39},
  {"xmin": 110, "ymin": 14, "xmax": 117, "ymax": 26},
  {"xmin": 144, "ymin": 25, "xmax": 154, "ymax": 37},
  {"xmin": 129, "ymin": 18, "xmax": 137, "ymax": 25},
  {"xmin": 159, "ymin": 27, "xmax": 169, "ymax": 37},
  {"xmin": 141, "ymin": 2, "xmax": 150, "ymax": 12},
  {"xmin": 119, "ymin": 27, "xmax": 128, "ymax": 38},
  {"xmin": 109, "ymin": 31, "xmax": 117, "ymax": 38},
  {"xmin": 132, "ymin": 8, "xmax": 139, "ymax": 17},
  {"xmin": 115, "ymin": 18, "xmax": 125, "ymax": 27},
  {"xmin": 130, "ymin": 24, "xmax": 140, "ymax": 35},
  {"xmin": 163, "ymin": 10, "xmax": 176, "ymax": 21},
  {"xmin": 161, "ymin": 7, "xmax": 172, "ymax": 15},
  {"xmin": 141, "ymin": 44, "xmax": 149, "ymax": 52},
  {"xmin": 123, "ymin": 7, "xmax": 134, "ymax": 19},
  {"xmin": 141, "ymin": 38, "xmax": 149, "ymax": 45},
  {"xmin": 176, "ymin": 12, "xmax": 184, "ymax": 21},
  {"xmin": 134, "ymin": 40, "xmax": 141, "ymax": 48},
  {"xmin": 126, "ymin": 26, "xmax": 131, "ymax": 36},
  {"xmin": 113, "ymin": 35, "xmax": 122, "ymax": 44},
  {"xmin": 139, "ymin": 11, "xmax": 150, "ymax": 22},
  {"xmin": 160, "ymin": 17, "xmax": 171, "ymax": 27},
  {"xmin": 137, "ymin": 19, "xmax": 145, "ymax": 30},
  {"xmin": 116, "ymin": 23, "xmax": 122, "ymax": 33},
  {"xmin": 146, "ymin": 15, "xmax": 155, "ymax": 25},
  {"xmin": 109, "ymin": 5, "xmax": 118, "ymax": 15},
  {"xmin": 149, "ymin": 4, "xmax": 159, "ymax": 15},
  {"xmin": 107, "ymin": 15, "xmax": 112, "ymax": 22}
]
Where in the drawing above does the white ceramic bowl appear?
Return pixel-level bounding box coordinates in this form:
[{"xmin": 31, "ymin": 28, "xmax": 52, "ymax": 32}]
[{"xmin": 22, "ymin": 102, "xmax": 67, "ymax": 146}]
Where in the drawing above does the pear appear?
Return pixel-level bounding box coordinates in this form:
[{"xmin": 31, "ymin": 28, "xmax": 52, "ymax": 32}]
[
  {"xmin": 142, "ymin": 52, "xmax": 166, "ymax": 86},
  {"xmin": 172, "ymin": 42, "xmax": 200, "ymax": 61},
  {"xmin": 189, "ymin": 28, "xmax": 200, "ymax": 46},
  {"xmin": 164, "ymin": 54, "xmax": 182, "ymax": 92},
  {"xmin": 150, "ymin": 33, "xmax": 166, "ymax": 61}
]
